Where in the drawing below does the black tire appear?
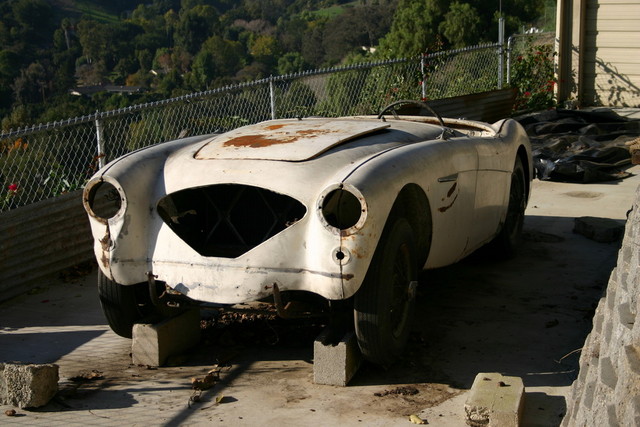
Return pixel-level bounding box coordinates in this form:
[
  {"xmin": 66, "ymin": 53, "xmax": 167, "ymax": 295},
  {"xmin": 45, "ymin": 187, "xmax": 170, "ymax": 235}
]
[
  {"xmin": 493, "ymin": 157, "xmax": 526, "ymax": 257},
  {"xmin": 354, "ymin": 218, "xmax": 418, "ymax": 366},
  {"xmin": 98, "ymin": 271, "xmax": 153, "ymax": 338}
]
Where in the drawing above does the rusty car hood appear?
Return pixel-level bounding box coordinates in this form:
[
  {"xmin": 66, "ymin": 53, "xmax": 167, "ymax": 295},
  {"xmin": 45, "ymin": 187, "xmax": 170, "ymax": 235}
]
[{"xmin": 195, "ymin": 118, "xmax": 390, "ymax": 161}]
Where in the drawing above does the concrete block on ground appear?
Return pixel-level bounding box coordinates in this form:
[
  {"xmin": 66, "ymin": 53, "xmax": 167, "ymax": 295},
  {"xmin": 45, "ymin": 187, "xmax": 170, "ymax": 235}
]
[
  {"xmin": 574, "ymin": 216, "xmax": 625, "ymax": 243},
  {"xmin": 465, "ymin": 372, "xmax": 525, "ymax": 427},
  {"xmin": 132, "ymin": 309, "xmax": 200, "ymax": 366},
  {"xmin": 0, "ymin": 363, "xmax": 59, "ymax": 408},
  {"xmin": 627, "ymin": 137, "xmax": 640, "ymax": 165},
  {"xmin": 313, "ymin": 328, "xmax": 361, "ymax": 386}
]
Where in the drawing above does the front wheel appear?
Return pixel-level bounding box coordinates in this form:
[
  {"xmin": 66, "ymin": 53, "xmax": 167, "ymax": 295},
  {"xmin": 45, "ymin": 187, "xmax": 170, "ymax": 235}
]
[
  {"xmin": 98, "ymin": 271, "xmax": 157, "ymax": 338},
  {"xmin": 354, "ymin": 218, "xmax": 418, "ymax": 366}
]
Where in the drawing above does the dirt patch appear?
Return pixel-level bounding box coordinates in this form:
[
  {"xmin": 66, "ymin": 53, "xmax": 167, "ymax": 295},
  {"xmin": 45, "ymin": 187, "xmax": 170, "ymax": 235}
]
[
  {"xmin": 360, "ymin": 383, "xmax": 461, "ymax": 419},
  {"xmin": 563, "ymin": 191, "xmax": 603, "ymax": 199}
]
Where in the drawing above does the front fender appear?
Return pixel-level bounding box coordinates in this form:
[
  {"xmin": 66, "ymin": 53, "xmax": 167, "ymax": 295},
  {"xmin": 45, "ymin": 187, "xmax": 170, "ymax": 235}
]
[{"xmin": 84, "ymin": 135, "xmax": 212, "ymax": 282}]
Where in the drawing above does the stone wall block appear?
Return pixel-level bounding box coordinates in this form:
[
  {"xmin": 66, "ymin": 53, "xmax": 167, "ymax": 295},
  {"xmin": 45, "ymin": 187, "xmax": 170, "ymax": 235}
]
[
  {"xmin": 582, "ymin": 380, "xmax": 596, "ymax": 410},
  {"xmin": 621, "ymin": 396, "xmax": 640, "ymax": 427},
  {"xmin": 602, "ymin": 320, "xmax": 614, "ymax": 347},
  {"xmin": 606, "ymin": 283, "xmax": 617, "ymax": 312},
  {"xmin": 563, "ymin": 185, "xmax": 640, "ymax": 425},
  {"xmin": 633, "ymin": 320, "xmax": 640, "ymax": 344},
  {"xmin": 623, "ymin": 344, "xmax": 640, "ymax": 375},
  {"xmin": 598, "ymin": 357, "xmax": 618, "ymax": 389},
  {"xmin": 592, "ymin": 311, "xmax": 604, "ymax": 336},
  {"xmin": 606, "ymin": 404, "xmax": 619, "ymax": 426},
  {"xmin": 619, "ymin": 268, "xmax": 629, "ymax": 293},
  {"xmin": 618, "ymin": 302, "xmax": 635, "ymax": 330}
]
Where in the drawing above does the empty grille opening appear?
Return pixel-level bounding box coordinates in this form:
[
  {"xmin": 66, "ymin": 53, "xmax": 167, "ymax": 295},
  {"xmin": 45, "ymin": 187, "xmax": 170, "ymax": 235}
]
[{"xmin": 157, "ymin": 184, "xmax": 307, "ymax": 258}]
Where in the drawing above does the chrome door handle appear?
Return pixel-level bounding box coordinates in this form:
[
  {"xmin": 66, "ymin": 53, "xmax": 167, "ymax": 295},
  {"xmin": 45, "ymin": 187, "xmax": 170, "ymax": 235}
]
[{"xmin": 438, "ymin": 173, "xmax": 458, "ymax": 183}]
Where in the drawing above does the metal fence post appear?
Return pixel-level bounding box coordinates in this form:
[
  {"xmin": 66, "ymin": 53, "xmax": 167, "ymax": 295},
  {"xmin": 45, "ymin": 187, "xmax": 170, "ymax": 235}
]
[
  {"xmin": 269, "ymin": 77, "xmax": 276, "ymax": 120},
  {"xmin": 498, "ymin": 17, "xmax": 505, "ymax": 89},
  {"xmin": 420, "ymin": 54, "xmax": 427, "ymax": 100},
  {"xmin": 506, "ymin": 35, "xmax": 514, "ymax": 85},
  {"xmin": 95, "ymin": 117, "xmax": 106, "ymax": 169}
]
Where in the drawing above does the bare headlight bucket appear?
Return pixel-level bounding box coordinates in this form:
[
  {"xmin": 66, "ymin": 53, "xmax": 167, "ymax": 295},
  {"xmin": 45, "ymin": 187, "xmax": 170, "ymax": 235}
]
[
  {"xmin": 84, "ymin": 179, "xmax": 123, "ymax": 221},
  {"xmin": 319, "ymin": 185, "xmax": 366, "ymax": 232}
]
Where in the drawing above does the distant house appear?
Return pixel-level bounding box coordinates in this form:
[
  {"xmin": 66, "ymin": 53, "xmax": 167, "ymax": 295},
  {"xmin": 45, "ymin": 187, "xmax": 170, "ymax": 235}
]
[
  {"xmin": 556, "ymin": 0, "xmax": 640, "ymax": 107},
  {"xmin": 69, "ymin": 85, "xmax": 145, "ymax": 96}
]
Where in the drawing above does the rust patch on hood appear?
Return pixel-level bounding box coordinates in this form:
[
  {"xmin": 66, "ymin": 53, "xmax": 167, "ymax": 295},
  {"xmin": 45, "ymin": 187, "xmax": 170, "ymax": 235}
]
[
  {"xmin": 197, "ymin": 119, "xmax": 390, "ymax": 161},
  {"xmin": 222, "ymin": 127, "xmax": 337, "ymax": 148}
]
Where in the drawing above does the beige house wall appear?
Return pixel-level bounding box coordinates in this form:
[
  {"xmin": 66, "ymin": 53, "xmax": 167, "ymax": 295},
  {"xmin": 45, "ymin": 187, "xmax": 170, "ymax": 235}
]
[{"xmin": 556, "ymin": 0, "xmax": 640, "ymax": 107}]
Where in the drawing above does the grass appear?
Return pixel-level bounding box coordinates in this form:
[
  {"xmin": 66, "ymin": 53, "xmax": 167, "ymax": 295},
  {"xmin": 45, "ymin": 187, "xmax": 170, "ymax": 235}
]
[
  {"xmin": 48, "ymin": 0, "xmax": 137, "ymax": 23},
  {"xmin": 73, "ymin": 0, "xmax": 120, "ymax": 23},
  {"xmin": 308, "ymin": 1, "xmax": 358, "ymax": 19}
]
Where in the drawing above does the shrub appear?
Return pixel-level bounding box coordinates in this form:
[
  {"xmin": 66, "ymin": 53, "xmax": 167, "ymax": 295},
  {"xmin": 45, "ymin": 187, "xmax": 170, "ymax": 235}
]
[{"xmin": 511, "ymin": 43, "xmax": 556, "ymax": 111}]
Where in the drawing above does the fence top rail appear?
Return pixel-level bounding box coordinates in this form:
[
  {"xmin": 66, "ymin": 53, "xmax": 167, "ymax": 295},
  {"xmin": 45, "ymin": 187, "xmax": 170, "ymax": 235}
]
[
  {"xmin": 507, "ymin": 31, "xmax": 556, "ymax": 47},
  {"xmin": 0, "ymin": 57, "xmax": 415, "ymax": 140},
  {"xmin": 422, "ymin": 42, "xmax": 500, "ymax": 59}
]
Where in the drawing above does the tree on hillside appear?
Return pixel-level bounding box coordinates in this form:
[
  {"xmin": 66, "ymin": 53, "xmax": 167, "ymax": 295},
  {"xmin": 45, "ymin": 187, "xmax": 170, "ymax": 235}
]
[
  {"xmin": 439, "ymin": 2, "xmax": 481, "ymax": 48},
  {"xmin": 322, "ymin": 4, "xmax": 394, "ymax": 63},
  {"xmin": 0, "ymin": 50, "xmax": 20, "ymax": 113},
  {"xmin": 241, "ymin": 0, "xmax": 289, "ymax": 24},
  {"xmin": 249, "ymin": 34, "xmax": 280, "ymax": 68},
  {"xmin": 11, "ymin": 0, "xmax": 52, "ymax": 44},
  {"xmin": 12, "ymin": 62, "xmax": 50, "ymax": 105},
  {"xmin": 378, "ymin": 0, "xmax": 544, "ymax": 57},
  {"xmin": 301, "ymin": 24, "xmax": 325, "ymax": 68},
  {"xmin": 276, "ymin": 15, "xmax": 308, "ymax": 54},
  {"xmin": 185, "ymin": 35, "xmax": 246, "ymax": 89},
  {"xmin": 77, "ymin": 20, "xmax": 143, "ymax": 69},
  {"xmin": 174, "ymin": 5, "xmax": 220, "ymax": 54},
  {"xmin": 377, "ymin": 0, "xmax": 447, "ymax": 57},
  {"xmin": 277, "ymin": 52, "xmax": 306, "ymax": 75}
]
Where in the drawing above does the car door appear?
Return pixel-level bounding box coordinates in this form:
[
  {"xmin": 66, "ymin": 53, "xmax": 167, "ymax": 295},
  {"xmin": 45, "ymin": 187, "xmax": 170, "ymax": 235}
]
[
  {"xmin": 468, "ymin": 136, "xmax": 513, "ymax": 248},
  {"xmin": 423, "ymin": 138, "xmax": 479, "ymax": 268}
]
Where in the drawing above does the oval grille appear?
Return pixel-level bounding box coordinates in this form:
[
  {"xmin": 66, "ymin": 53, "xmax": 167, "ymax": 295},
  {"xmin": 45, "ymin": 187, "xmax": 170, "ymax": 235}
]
[{"xmin": 157, "ymin": 184, "xmax": 306, "ymax": 258}]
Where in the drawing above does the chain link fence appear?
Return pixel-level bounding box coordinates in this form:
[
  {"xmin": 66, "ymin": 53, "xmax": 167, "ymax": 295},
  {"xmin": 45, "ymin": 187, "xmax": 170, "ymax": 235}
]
[
  {"xmin": 1, "ymin": 39, "xmax": 551, "ymax": 213},
  {"xmin": 506, "ymin": 31, "xmax": 556, "ymax": 85}
]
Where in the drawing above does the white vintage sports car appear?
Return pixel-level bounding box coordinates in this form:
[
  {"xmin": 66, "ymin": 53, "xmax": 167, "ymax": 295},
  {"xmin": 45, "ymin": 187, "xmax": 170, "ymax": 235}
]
[{"xmin": 83, "ymin": 100, "xmax": 532, "ymax": 365}]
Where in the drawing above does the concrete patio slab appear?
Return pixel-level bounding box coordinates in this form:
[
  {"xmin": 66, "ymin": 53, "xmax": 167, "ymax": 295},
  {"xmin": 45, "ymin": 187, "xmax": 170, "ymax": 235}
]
[{"xmin": 1, "ymin": 165, "xmax": 639, "ymax": 426}]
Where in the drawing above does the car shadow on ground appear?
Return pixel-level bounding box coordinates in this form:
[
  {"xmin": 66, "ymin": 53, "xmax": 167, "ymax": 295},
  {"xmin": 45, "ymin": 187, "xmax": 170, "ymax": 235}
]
[
  {"xmin": 350, "ymin": 214, "xmax": 618, "ymax": 390},
  {"xmin": 168, "ymin": 212, "xmax": 618, "ymax": 401}
]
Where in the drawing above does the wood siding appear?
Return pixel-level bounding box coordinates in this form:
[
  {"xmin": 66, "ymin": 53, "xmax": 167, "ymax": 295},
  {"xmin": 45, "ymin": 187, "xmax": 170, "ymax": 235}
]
[{"xmin": 584, "ymin": 0, "xmax": 640, "ymax": 106}]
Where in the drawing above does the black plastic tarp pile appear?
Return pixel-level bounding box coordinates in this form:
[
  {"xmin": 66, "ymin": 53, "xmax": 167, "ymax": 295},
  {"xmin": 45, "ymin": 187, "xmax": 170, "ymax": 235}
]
[{"xmin": 515, "ymin": 108, "xmax": 640, "ymax": 183}]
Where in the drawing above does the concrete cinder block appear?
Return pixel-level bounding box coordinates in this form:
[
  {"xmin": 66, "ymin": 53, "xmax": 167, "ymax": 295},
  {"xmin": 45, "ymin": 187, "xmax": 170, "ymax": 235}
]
[
  {"xmin": 0, "ymin": 363, "xmax": 59, "ymax": 408},
  {"xmin": 574, "ymin": 216, "xmax": 625, "ymax": 243},
  {"xmin": 465, "ymin": 372, "xmax": 525, "ymax": 427},
  {"xmin": 132, "ymin": 309, "xmax": 201, "ymax": 366},
  {"xmin": 313, "ymin": 328, "xmax": 361, "ymax": 386}
]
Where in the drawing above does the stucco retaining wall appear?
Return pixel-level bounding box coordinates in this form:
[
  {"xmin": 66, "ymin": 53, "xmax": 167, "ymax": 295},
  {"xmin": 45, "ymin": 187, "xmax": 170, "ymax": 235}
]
[{"xmin": 562, "ymin": 185, "xmax": 640, "ymax": 426}]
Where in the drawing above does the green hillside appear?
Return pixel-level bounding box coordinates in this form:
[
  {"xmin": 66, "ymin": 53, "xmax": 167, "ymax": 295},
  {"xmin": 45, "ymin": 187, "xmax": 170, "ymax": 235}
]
[{"xmin": 0, "ymin": 0, "xmax": 549, "ymax": 130}]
